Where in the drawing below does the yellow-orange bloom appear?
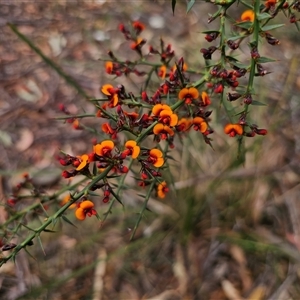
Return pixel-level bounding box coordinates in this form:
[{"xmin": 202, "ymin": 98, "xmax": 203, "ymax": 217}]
[
  {"xmin": 124, "ymin": 140, "xmax": 140, "ymax": 159},
  {"xmin": 157, "ymin": 181, "xmax": 169, "ymax": 199},
  {"xmin": 159, "ymin": 109, "xmax": 178, "ymax": 127},
  {"xmin": 176, "ymin": 118, "xmax": 192, "ymax": 132},
  {"xmin": 193, "ymin": 117, "xmax": 208, "ymax": 133},
  {"xmin": 224, "ymin": 124, "xmax": 243, "ymax": 137},
  {"xmin": 149, "ymin": 149, "xmax": 164, "ymax": 168},
  {"xmin": 76, "ymin": 154, "xmax": 90, "ymax": 171},
  {"xmin": 94, "ymin": 140, "xmax": 115, "ymax": 156},
  {"xmin": 178, "ymin": 87, "xmax": 199, "ymax": 104},
  {"xmin": 60, "ymin": 194, "xmax": 76, "ymax": 209},
  {"xmin": 153, "ymin": 123, "xmax": 174, "ymax": 139},
  {"xmin": 75, "ymin": 200, "xmax": 96, "ymax": 221},
  {"xmin": 152, "ymin": 104, "xmax": 172, "ymax": 116},
  {"xmin": 241, "ymin": 10, "xmax": 255, "ymax": 22}
]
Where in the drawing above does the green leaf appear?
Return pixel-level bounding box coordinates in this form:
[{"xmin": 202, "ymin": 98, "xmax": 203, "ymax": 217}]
[
  {"xmin": 110, "ymin": 190, "xmax": 124, "ymax": 206},
  {"xmin": 62, "ymin": 215, "xmax": 78, "ymax": 228},
  {"xmin": 261, "ymin": 24, "xmax": 285, "ymax": 31},
  {"xmin": 186, "ymin": 0, "xmax": 195, "ymax": 13},
  {"xmin": 251, "ymin": 100, "xmax": 267, "ymax": 106},
  {"xmin": 256, "ymin": 56, "xmax": 277, "ymax": 63},
  {"xmin": 234, "ymin": 21, "xmax": 253, "ymax": 30},
  {"xmin": 227, "ymin": 35, "xmax": 243, "ymax": 42},
  {"xmin": 172, "ymin": 0, "xmax": 176, "ymax": 15},
  {"xmin": 257, "ymin": 12, "xmax": 272, "ymax": 21}
]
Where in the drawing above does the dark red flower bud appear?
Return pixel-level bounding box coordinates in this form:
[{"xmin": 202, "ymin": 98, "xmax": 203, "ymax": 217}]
[
  {"xmin": 205, "ymin": 32, "xmax": 219, "ymax": 42},
  {"xmin": 265, "ymin": 33, "xmax": 280, "ymax": 46},
  {"xmin": 227, "ymin": 92, "xmax": 241, "ymax": 101},
  {"xmin": 254, "ymin": 128, "xmax": 268, "ymax": 135},
  {"xmin": 227, "ymin": 40, "xmax": 239, "ymax": 50},
  {"xmin": 243, "ymin": 95, "xmax": 253, "ymax": 105}
]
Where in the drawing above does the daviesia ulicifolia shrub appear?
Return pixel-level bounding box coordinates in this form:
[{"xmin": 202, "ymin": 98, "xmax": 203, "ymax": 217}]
[{"xmin": 1, "ymin": 0, "xmax": 299, "ymax": 265}]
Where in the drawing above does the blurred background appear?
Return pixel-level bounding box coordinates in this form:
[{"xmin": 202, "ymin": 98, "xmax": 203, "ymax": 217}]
[{"xmin": 1, "ymin": 1, "xmax": 300, "ymax": 299}]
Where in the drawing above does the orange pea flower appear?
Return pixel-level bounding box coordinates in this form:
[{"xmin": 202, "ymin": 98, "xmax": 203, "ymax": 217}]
[
  {"xmin": 105, "ymin": 61, "xmax": 113, "ymax": 74},
  {"xmin": 201, "ymin": 91, "xmax": 211, "ymax": 106},
  {"xmin": 130, "ymin": 38, "xmax": 146, "ymax": 50},
  {"xmin": 241, "ymin": 10, "xmax": 255, "ymax": 22},
  {"xmin": 152, "ymin": 104, "xmax": 172, "ymax": 116},
  {"xmin": 148, "ymin": 149, "xmax": 164, "ymax": 168},
  {"xmin": 101, "ymin": 84, "xmax": 114, "ymax": 96},
  {"xmin": 224, "ymin": 124, "xmax": 244, "ymax": 137},
  {"xmin": 100, "ymin": 84, "xmax": 119, "ymax": 107},
  {"xmin": 76, "ymin": 154, "xmax": 90, "ymax": 171},
  {"xmin": 102, "ymin": 123, "xmax": 115, "ymax": 135},
  {"xmin": 157, "ymin": 181, "xmax": 169, "ymax": 199},
  {"xmin": 176, "ymin": 118, "xmax": 192, "ymax": 132},
  {"xmin": 192, "ymin": 117, "xmax": 208, "ymax": 133},
  {"xmin": 124, "ymin": 140, "xmax": 140, "ymax": 159},
  {"xmin": 158, "ymin": 65, "xmax": 167, "ymax": 79},
  {"xmin": 60, "ymin": 194, "xmax": 76, "ymax": 209},
  {"xmin": 94, "ymin": 140, "xmax": 115, "ymax": 156},
  {"xmin": 158, "ymin": 109, "xmax": 178, "ymax": 127},
  {"xmin": 153, "ymin": 123, "xmax": 174, "ymax": 140},
  {"xmin": 75, "ymin": 200, "xmax": 97, "ymax": 221},
  {"xmin": 178, "ymin": 87, "xmax": 199, "ymax": 104}
]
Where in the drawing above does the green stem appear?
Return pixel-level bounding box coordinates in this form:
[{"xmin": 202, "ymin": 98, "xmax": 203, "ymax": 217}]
[
  {"xmin": 130, "ymin": 180, "xmax": 156, "ymax": 240},
  {"xmin": 8, "ymin": 23, "xmax": 90, "ymax": 99},
  {"xmin": 0, "ymin": 165, "xmax": 113, "ymax": 266}
]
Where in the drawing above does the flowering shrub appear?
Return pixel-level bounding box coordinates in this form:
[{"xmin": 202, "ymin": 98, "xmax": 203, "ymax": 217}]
[{"xmin": 1, "ymin": 0, "xmax": 299, "ymax": 266}]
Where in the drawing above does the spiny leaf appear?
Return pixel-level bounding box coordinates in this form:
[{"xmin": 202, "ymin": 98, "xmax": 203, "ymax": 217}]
[
  {"xmin": 186, "ymin": 0, "xmax": 195, "ymax": 13},
  {"xmin": 257, "ymin": 12, "xmax": 272, "ymax": 21},
  {"xmin": 110, "ymin": 190, "xmax": 124, "ymax": 206},
  {"xmin": 37, "ymin": 235, "xmax": 46, "ymax": 256},
  {"xmin": 172, "ymin": 0, "xmax": 176, "ymax": 15},
  {"xmin": 256, "ymin": 56, "xmax": 277, "ymax": 63},
  {"xmin": 62, "ymin": 215, "xmax": 78, "ymax": 228},
  {"xmin": 261, "ymin": 24, "xmax": 285, "ymax": 31}
]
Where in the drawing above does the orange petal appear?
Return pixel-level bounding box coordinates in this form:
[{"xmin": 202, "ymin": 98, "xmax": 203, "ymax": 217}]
[
  {"xmin": 76, "ymin": 154, "xmax": 89, "ymax": 171},
  {"xmin": 125, "ymin": 140, "xmax": 137, "ymax": 148},
  {"xmin": 101, "ymin": 84, "xmax": 114, "ymax": 96},
  {"xmin": 201, "ymin": 91, "xmax": 211, "ymax": 106},
  {"xmin": 193, "ymin": 117, "xmax": 205, "ymax": 125},
  {"xmin": 75, "ymin": 208, "xmax": 86, "ymax": 220},
  {"xmin": 188, "ymin": 87, "xmax": 199, "ymax": 99},
  {"xmin": 150, "ymin": 148, "xmax": 163, "ymax": 158},
  {"xmin": 101, "ymin": 140, "xmax": 114, "ymax": 150},
  {"xmin": 154, "ymin": 157, "xmax": 164, "ymax": 168},
  {"xmin": 163, "ymin": 125, "xmax": 174, "ymax": 136},
  {"xmin": 111, "ymin": 94, "xmax": 119, "ymax": 107},
  {"xmin": 105, "ymin": 61, "xmax": 113, "ymax": 74},
  {"xmin": 79, "ymin": 200, "xmax": 94, "ymax": 210},
  {"xmin": 152, "ymin": 104, "xmax": 171, "ymax": 116},
  {"xmin": 153, "ymin": 123, "xmax": 164, "ymax": 135},
  {"xmin": 169, "ymin": 113, "xmax": 178, "ymax": 127},
  {"xmin": 131, "ymin": 146, "xmax": 140, "ymax": 159},
  {"xmin": 241, "ymin": 10, "xmax": 255, "ymax": 22},
  {"xmin": 178, "ymin": 88, "xmax": 189, "ymax": 100}
]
